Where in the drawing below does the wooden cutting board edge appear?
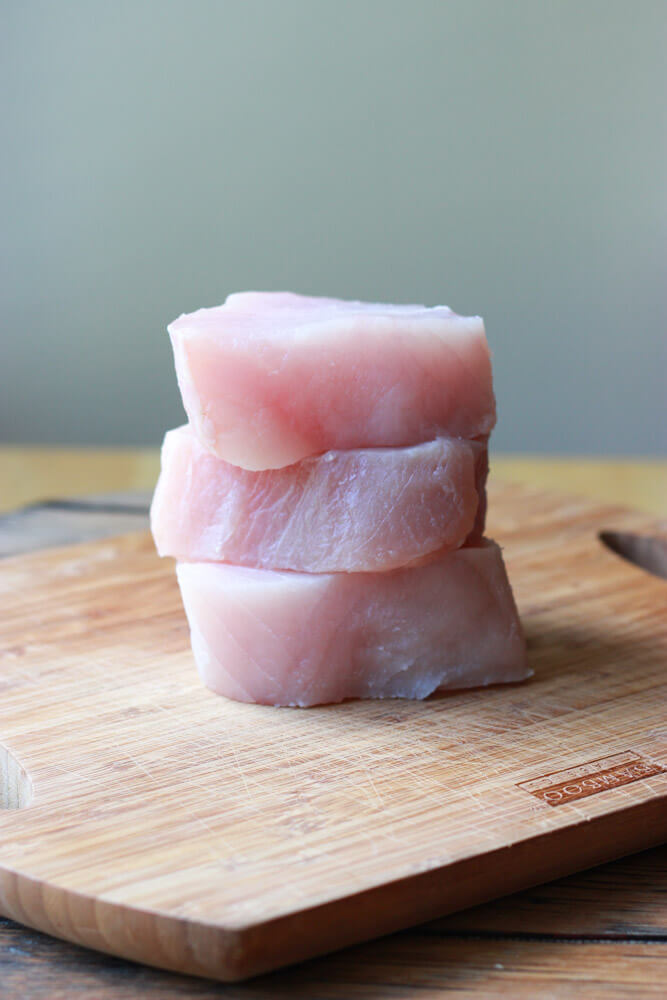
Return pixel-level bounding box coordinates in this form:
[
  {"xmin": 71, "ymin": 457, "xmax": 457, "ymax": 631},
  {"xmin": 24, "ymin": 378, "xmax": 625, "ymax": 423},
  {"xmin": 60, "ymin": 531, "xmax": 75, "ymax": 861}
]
[{"xmin": 0, "ymin": 796, "xmax": 665, "ymax": 982}]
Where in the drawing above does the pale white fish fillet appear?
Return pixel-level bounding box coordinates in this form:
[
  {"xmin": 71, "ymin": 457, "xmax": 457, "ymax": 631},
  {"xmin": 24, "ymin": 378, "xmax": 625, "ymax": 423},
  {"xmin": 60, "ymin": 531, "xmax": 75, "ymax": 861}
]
[
  {"xmin": 169, "ymin": 292, "xmax": 495, "ymax": 470},
  {"xmin": 151, "ymin": 425, "xmax": 487, "ymax": 572},
  {"xmin": 175, "ymin": 541, "xmax": 528, "ymax": 708}
]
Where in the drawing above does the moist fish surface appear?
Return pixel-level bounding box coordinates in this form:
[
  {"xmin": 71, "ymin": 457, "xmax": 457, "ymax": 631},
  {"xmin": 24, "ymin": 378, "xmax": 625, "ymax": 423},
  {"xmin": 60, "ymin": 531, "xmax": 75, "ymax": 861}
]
[
  {"xmin": 176, "ymin": 540, "xmax": 528, "ymax": 707},
  {"xmin": 151, "ymin": 425, "xmax": 488, "ymax": 572},
  {"xmin": 169, "ymin": 292, "xmax": 495, "ymax": 470}
]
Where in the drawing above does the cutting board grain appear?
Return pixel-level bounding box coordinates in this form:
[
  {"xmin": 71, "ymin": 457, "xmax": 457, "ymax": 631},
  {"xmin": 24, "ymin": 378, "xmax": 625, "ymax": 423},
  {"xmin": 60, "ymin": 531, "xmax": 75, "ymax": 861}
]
[{"xmin": 0, "ymin": 482, "xmax": 666, "ymax": 982}]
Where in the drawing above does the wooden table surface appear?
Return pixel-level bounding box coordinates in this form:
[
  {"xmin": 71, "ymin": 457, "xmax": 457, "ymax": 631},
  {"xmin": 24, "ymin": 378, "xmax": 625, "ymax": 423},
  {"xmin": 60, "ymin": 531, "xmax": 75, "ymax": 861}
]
[{"xmin": 1, "ymin": 448, "xmax": 666, "ymax": 998}]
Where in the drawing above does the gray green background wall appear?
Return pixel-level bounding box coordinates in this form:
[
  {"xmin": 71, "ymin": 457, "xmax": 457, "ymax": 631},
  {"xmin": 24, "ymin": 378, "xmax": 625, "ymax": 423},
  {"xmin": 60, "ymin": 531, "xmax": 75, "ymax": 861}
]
[{"xmin": 2, "ymin": 0, "xmax": 666, "ymax": 453}]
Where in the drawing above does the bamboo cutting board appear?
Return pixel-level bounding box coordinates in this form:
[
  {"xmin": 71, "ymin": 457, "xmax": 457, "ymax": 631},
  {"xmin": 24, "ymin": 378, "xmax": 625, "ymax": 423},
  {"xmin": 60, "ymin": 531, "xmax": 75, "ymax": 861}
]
[{"xmin": 0, "ymin": 482, "xmax": 666, "ymax": 982}]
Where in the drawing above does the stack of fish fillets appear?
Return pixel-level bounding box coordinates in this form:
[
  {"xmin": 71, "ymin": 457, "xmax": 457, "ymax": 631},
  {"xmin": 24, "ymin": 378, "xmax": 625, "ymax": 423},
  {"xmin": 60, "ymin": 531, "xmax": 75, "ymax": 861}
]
[{"xmin": 151, "ymin": 292, "xmax": 528, "ymax": 707}]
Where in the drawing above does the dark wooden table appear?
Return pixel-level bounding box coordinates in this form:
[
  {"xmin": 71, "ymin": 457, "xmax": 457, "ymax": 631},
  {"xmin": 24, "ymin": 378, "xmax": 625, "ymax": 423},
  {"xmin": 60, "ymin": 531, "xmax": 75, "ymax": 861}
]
[{"xmin": 1, "ymin": 495, "xmax": 666, "ymax": 998}]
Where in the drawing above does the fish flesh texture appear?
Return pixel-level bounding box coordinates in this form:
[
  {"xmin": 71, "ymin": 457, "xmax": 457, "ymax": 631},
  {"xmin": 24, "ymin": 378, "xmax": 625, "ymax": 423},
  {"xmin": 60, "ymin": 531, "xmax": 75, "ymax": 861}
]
[
  {"xmin": 151, "ymin": 425, "xmax": 488, "ymax": 572},
  {"xmin": 175, "ymin": 541, "xmax": 528, "ymax": 707},
  {"xmin": 169, "ymin": 292, "xmax": 495, "ymax": 470},
  {"xmin": 152, "ymin": 426, "xmax": 487, "ymax": 571},
  {"xmin": 170, "ymin": 292, "xmax": 494, "ymax": 470},
  {"xmin": 176, "ymin": 542, "xmax": 526, "ymax": 707}
]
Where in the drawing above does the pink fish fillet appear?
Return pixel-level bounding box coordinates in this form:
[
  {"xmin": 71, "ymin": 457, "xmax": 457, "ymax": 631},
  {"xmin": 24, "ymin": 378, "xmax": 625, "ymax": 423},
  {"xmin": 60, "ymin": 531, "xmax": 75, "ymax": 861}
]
[
  {"xmin": 151, "ymin": 425, "xmax": 488, "ymax": 572},
  {"xmin": 175, "ymin": 541, "xmax": 528, "ymax": 707},
  {"xmin": 169, "ymin": 292, "xmax": 496, "ymax": 470}
]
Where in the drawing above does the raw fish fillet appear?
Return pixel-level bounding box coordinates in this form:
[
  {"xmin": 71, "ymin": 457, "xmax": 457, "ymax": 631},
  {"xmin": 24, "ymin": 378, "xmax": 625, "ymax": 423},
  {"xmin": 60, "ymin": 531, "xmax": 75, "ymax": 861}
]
[
  {"xmin": 176, "ymin": 541, "xmax": 528, "ymax": 707},
  {"xmin": 151, "ymin": 425, "xmax": 488, "ymax": 572},
  {"xmin": 169, "ymin": 292, "xmax": 495, "ymax": 470}
]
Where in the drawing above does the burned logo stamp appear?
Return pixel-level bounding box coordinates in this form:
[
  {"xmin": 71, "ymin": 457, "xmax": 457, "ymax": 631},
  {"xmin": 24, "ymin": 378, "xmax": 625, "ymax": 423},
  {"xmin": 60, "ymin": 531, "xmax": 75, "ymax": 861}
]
[{"xmin": 517, "ymin": 751, "xmax": 666, "ymax": 806}]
